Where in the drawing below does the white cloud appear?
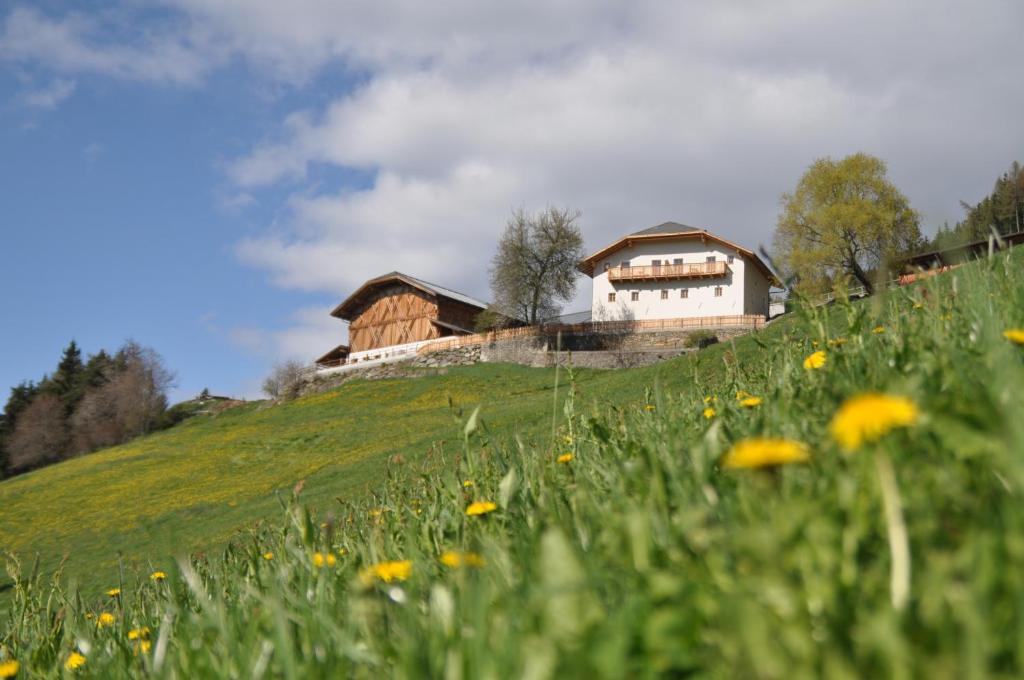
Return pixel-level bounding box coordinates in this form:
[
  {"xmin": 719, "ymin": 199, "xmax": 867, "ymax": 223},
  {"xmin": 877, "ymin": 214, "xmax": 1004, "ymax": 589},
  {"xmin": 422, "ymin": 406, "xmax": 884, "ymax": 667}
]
[
  {"xmin": 22, "ymin": 77, "xmax": 76, "ymax": 109},
  {"xmin": 0, "ymin": 6, "xmax": 212, "ymax": 84},
  {"xmin": 228, "ymin": 306, "xmax": 344, "ymax": 363}
]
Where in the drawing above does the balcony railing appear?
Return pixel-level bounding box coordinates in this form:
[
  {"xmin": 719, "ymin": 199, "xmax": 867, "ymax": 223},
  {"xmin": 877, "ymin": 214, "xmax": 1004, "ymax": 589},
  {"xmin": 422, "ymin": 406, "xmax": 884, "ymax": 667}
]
[{"xmin": 607, "ymin": 261, "xmax": 729, "ymax": 282}]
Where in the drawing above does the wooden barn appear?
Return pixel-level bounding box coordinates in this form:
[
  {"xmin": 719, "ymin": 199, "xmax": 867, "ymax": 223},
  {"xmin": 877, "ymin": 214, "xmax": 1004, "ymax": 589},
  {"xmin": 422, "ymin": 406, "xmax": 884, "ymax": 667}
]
[{"xmin": 326, "ymin": 272, "xmax": 487, "ymax": 361}]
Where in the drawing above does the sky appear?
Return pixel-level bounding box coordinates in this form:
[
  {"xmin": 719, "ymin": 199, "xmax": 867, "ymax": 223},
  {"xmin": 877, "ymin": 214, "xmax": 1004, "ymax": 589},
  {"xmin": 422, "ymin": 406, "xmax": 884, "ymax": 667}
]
[{"xmin": 1, "ymin": 0, "xmax": 1023, "ymax": 402}]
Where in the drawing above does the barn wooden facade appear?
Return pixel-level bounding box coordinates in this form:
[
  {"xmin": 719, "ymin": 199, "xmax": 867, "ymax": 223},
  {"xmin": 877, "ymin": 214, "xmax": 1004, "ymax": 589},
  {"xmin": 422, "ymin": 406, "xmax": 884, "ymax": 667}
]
[{"xmin": 329, "ymin": 272, "xmax": 487, "ymax": 356}]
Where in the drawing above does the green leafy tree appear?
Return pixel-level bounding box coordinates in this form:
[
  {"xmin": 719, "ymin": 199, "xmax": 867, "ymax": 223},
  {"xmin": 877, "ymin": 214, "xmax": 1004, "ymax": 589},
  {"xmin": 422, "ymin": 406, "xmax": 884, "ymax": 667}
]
[
  {"xmin": 489, "ymin": 206, "xmax": 585, "ymax": 324},
  {"xmin": 773, "ymin": 153, "xmax": 923, "ymax": 294}
]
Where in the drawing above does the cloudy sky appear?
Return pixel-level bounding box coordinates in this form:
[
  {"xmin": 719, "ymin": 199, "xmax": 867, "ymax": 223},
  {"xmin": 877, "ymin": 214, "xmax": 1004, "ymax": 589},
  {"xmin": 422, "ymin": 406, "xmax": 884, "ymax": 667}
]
[{"xmin": 2, "ymin": 0, "xmax": 1022, "ymax": 400}]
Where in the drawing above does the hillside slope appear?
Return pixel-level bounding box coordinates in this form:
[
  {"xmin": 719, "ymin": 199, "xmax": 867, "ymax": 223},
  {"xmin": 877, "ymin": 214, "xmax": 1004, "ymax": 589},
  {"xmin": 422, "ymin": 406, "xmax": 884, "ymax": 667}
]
[{"xmin": 0, "ymin": 335, "xmax": 759, "ymax": 605}]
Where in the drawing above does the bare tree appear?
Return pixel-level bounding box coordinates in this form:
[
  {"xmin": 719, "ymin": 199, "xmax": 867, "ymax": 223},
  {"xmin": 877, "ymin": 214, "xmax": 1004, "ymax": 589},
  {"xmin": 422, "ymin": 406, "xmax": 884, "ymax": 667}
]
[
  {"xmin": 70, "ymin": 341, "xmax": 175, "ymax": 453},
  {"xmin": 262, "ymin": 360, "xmax": 307, "ymax": 401},
  {"xmin": 489, "ymin": 207, "xmax": 585, "ymax": 325},
  {"xmin": 7, "ymin": 393, "xmax": 69, "ymax": 473}
]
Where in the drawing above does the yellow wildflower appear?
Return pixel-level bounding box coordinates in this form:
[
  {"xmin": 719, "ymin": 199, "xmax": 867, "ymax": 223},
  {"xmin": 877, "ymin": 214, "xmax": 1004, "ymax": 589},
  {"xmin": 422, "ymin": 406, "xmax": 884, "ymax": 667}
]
[
  {"xmin": 557, "ymin": 453, "xmax": 573, "ymax": 463},
  {"xmin": 127, "ymin": 627, "xmax": 150, "ymax": 641},
  {"xmin": 735, "ymin": 390, "xmax": 751, "ymax": 400},
  {"xmin": 439, "ymin": 551, "xmax": 486, "ymax": 569},
  {"xmin": 1003, "ymin": 329, "xmax": 1024, "ymax": 345},
  {"xmin": 913, "ymin": 302, "xmax": 924, "ymax": 310},
  {"xmin": 312, "ymin": 552, "xmax": 337, "ymax": 568},
  {"xmin": 644, "ymin": 404, "xmax": 655, "ymax": 411},
  {"xmin": 872, "ymin": 325, "xmax": 886, "ymax": 334},
  {"xmin": 722, "ymin": 438, "xmax": 810, "ymax": 469},
  {"xmin": 0, "ymin": 660, "xmax": 19, "ymax": 678},
  {"xmin": 368, "ymin": 509, "xmax": 384, "ymax": 518},
  {"xmin": 106, "ymin": 587, "xmax": 120, "ymax": 597},
  {"xmin": 703, "ymin": 407, "xmax": 716, "ymax": 419},
  {"xmin": 64, "ymin": 652, "xmax": 86, "ymax": 671},
  {"xmin": 829, "ymin": 393, "xmax": 920, "ymax": 452},
  {"xmin": 462, "ymin": 480, "xmax": 474, "ymax": 487},
  {"xmin": 97, "ymin": 612, "xmax": 115, "ymax": 627},
  {"xmin": 828, "ymin": 337, "xmax": 847, "ymax": 347},
  {"xmin": 360, "ymin": 559, "xmax": 413, "ymax": 584},
  {"xmin": 134, "ymin": 640, "xmax": 152, "ymax": 654},
  {"xmin": 263, "ymin": 552, "xmax": 274, "ymax": 560},
  {"xmin": 739, "ymin": 396, "xmax": 762, "ymax": 408},
  {"xmin": 465, "ymin": 501, "xmax": 497, "ymax": 516},
  {"xmin": 149, "ymin": 571, "xmax": 166, "ymax": 582},
  {"xmin": 803, "ymin": 350, "xmax": 827, "ymax": 370},
  {"xmin": 563, "ymin": 435, "xmax": 573, "ymax": 445},
  {"xmin": 703, "ymin": 395, "xmax": 716, "ymax": 404},
  {"xmin": 811, "ymin": 340, "xmax": 819, "ymax": 348}
]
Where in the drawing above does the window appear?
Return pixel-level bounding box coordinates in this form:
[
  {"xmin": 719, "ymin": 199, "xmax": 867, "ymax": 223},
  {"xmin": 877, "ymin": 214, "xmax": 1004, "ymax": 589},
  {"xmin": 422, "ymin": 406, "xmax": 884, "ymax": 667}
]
[
  {"xmin": 714, "ymin": 286, "xmax": 723, "ymax": 297},
  {"xmin": 661, "ymin": 289, "xmax": 668, "ymax": 300},
  {"xmin": 620, "ymin": 260, "xmax": 630, "ymax": 269},
  {"xmin": 673, "ymin": 258, "xmax": 683, "ymax": 265},
  {"xmin": 652, "ymin": 259, "xmax": 661, "ymax": 266},
  {"xmin": 706, "ymin": 255, "xmax": 716, "ymax": 263},
  {"xmin": 680, "ymin": 289, "xmax": 689, "ymax": 299},
  {"xmin": 727, "ymin": 254, "xmax": 735, "ymax": 264},
  {"xmin": 631, "ymin": 291, "xmax": 639, "ymax": 301},
  {"xmin": 608, "ymin": 292, "xmax": 616, "ymax": 303}
]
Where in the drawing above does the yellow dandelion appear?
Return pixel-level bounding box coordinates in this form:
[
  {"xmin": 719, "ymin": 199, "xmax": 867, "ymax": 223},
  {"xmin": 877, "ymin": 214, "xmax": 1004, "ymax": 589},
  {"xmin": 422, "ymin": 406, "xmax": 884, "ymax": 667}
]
[
  {"xmin": 134, "ymin": 640, "xmax": 152, "ymax": 654},
  {"xmin": 127, "ymin": 627, "xmax": 150, "ymax": 641},
  {"xmin": 262, "ymin": 552, "xmax": 274, "ymax": 561},
  {"xmin": 368, "ymin": 509, "xmax": 384, "ymax": 518},
  {"xmin": 557, "ymin": 453, "xmax": 573, "ymax": 463},
  {"xmin": 644, "ymin": 404, "xmax": 655, "ymax": 411},
  {"xmin": 803, "ymin": 350, "xmax": 827, "ymax": 370},
  {"xmin": 106, "ymin": 587, "xmax": 120, "ymax": 597},
  {"xmin": 64, "ymin": 652, "xmax": 86, "ymax": 671},
  {"xmin": 703, "ymin": 395, "xmax": 717, "ymax": 404},
  {"xmin": 721, "ymin": 438, "xmax": 810, "ymax": 469},
  {"xmin": 1003, "ymin": 329, "xmax": 1024, "ymax": 345},
  {"xmin": 913, "ymin": 302, "xmax": 924, "ymax": 310},
  {"xmin": 149, "ymin": 571, "xmax": 166, "ymax": 582},
  {"xmin": 97, "ymin": 612, "xmax": 115, "ymax": 627},
  {"xmin": 0, "ymin": 660, "xmax": 20, "ymax": 678},
  {"xmin": 440, "ymin": 551, "xmax": 486, "ymax": 569},
  {"xmin": 360, "ymin": 559, "xmax": 413, "ymax": 585},
  {"xmin": 811, "ymin": 340, "xmax": 819, "ymax": 348},
  {"xmin": 465, "ymin": 501, "xmax": 497, "ymax": 516},
  {"xmin": 739, "ymin": 396, "xmax": 762, "ymax": 408},
  {"xmin": 703, "ymin": 407, "xmax": 716, "ymax": 419},
  {"xmin": 828, "ymin": 337, "xmax": 847, "ymax": 347},
  {"xmin": 563, "ymin": 435, "xmax": 573, "ymax": 445},
  {"xmin": 312, "ymin": 552, "xmax": 337, "ymax": 568},
  {"xmin": 829, "ymin": 393, "xmax": 920, "ymax": 452},
  {"xmin": 462, "ymin": 480, "xmax": 474, "ymax": 487},
  {"xmin": 872, "ymin": 325, "xmax": 886, "ymax": 334},
  {"xmin": 735, "ymin": 390, "xmax": 751, "ymax": 400}
]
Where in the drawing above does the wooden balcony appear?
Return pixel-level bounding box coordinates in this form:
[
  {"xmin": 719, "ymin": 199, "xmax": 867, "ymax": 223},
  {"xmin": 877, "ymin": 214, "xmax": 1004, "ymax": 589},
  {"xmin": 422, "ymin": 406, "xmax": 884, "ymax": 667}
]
[{"xmin": 607, "ymin": 261, "xmax": 729, "ymax": 282}]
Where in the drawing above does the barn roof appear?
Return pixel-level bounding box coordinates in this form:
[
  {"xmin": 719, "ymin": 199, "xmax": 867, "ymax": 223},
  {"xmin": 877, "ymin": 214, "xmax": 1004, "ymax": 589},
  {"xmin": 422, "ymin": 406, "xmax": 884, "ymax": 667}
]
[
  {"xmin": 577, "ymin": 222, "xmax": 780, "ymax": 285},
  {"xmin": 331, "ymin": 272, "xmax": 488, "ymax": 320}
]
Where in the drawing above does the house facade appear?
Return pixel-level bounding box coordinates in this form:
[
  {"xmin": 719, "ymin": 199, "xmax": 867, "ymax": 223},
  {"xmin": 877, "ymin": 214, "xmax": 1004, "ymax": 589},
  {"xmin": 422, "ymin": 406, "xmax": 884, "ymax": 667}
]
[
  {"xmin": 317, "ymin": 272, "xmax": 487, "ymax": 368},
  {"xmin": 577, "ymin": 222, "xmax": 778, "ymax": 322}
]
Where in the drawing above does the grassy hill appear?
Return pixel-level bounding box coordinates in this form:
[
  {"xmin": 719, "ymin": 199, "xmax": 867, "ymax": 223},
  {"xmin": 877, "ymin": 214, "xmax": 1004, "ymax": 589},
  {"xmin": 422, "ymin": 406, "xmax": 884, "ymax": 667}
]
[
  {"xmin": 3, "ymin": 250, "xmax": 1024, "ymax": 677},
  {"xmin": 0, "ymin": 336, "xmax": 752, "ymax": 607}
]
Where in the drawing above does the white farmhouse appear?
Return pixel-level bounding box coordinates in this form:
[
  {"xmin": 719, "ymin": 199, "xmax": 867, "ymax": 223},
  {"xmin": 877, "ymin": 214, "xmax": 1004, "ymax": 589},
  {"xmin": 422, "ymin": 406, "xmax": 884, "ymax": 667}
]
[{"xmin": 577, "ymin": 222, "xmax": 779, "ymax": 322}]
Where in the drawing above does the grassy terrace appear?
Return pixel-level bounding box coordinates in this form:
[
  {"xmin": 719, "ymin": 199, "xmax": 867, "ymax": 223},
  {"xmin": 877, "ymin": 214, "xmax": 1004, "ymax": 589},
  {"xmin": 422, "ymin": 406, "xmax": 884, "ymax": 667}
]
[{"xmin": 2, "ymin": 249, "xmax": 1023, "ymax": 677}]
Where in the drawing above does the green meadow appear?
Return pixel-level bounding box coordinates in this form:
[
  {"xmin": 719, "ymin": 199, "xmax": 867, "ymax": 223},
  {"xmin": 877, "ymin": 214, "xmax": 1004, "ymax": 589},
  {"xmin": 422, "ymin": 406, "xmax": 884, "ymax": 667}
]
[{"xmin": 3, "ymin": 248, "xmax": 1024, "ymax": 678}]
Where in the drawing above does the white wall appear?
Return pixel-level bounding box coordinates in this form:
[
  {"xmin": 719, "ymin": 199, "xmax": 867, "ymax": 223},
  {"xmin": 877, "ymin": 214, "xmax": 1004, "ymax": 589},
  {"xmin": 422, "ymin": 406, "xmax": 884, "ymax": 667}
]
[{"xmin": 589, "ymin": 238, "xmax": 770, "ymax": 320}]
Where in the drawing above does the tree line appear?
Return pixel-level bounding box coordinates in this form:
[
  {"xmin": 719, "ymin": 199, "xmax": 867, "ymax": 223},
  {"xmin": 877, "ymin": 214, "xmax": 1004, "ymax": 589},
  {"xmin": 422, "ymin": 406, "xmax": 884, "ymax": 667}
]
[{"xmin": 0, "ymin": 340, "xmax": 175, "ymax": 479}]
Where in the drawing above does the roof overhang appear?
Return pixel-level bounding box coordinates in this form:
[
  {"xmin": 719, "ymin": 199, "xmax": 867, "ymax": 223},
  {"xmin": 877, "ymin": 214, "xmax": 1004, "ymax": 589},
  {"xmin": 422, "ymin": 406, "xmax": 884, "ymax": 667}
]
[
  {"xmin": 577, "ymin": 229, "xmax": 781, "ymax": 287},
  {"xmin": 330, "ymin": 272, "xmax": 486, "ymax": 320},
  {"xmin": 315, "ymin": 344, "xmax": 350, "ymax": 364}
]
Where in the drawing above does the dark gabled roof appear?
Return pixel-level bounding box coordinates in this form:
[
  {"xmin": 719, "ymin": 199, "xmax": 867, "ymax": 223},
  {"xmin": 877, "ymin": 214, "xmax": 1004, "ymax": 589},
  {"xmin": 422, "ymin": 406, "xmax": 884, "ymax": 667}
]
[
  {"xmin": 630, "ymin": 221, "xmax": 702, "ymax": 236},
  {"xmin": 315, "ymin": 344, "xmax": 350, "ymax": 364},
  {"xmin": 577, "ymin": 222, "xmax": 781, "ymax": 286},
  {"xmin": 330, "ymin": 271, "xmax": 488, "ymax": 320},
  {"xmin": 554, "ymin": 309, "xmax": 592, "ymax": 325}
]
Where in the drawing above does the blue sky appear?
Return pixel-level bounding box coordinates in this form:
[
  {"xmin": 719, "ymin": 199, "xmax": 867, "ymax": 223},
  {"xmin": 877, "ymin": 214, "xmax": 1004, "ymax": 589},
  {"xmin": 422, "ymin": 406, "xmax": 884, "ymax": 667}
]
[{"xmin": 2, "ymin": 1, "xmax": 1023, "ymax": 402}]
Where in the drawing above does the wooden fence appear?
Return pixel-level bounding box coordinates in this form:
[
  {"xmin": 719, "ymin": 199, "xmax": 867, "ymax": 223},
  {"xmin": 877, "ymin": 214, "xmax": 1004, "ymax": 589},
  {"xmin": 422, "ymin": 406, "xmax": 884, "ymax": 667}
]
[{"xmin": 416, "ymin": 314, "xmax": 766, "ymax": 355}]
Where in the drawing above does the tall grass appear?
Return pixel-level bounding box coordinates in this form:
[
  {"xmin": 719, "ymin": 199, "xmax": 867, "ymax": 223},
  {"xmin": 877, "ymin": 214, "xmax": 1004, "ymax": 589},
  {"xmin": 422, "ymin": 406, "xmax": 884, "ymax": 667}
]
[{"xmin": 3, "ymin": 251, "xmax": 1024, "ymax": 678}]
